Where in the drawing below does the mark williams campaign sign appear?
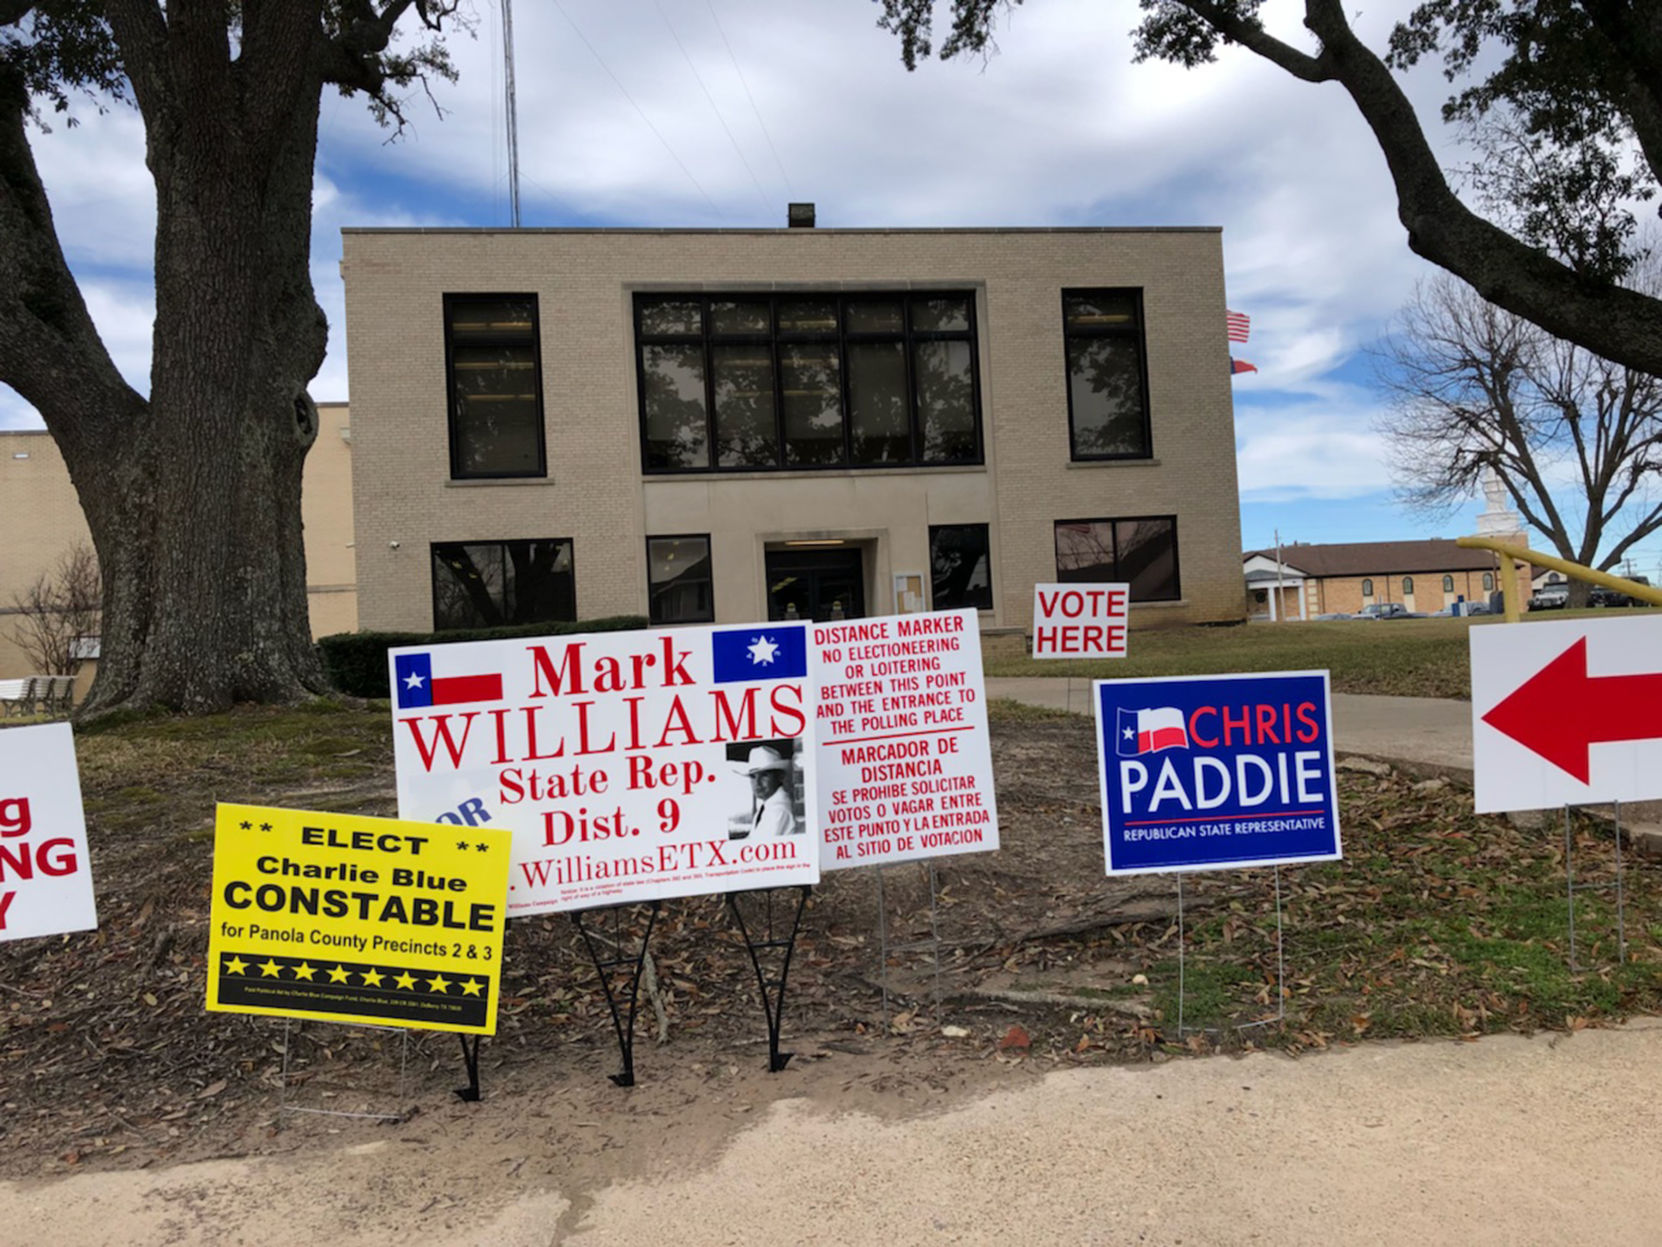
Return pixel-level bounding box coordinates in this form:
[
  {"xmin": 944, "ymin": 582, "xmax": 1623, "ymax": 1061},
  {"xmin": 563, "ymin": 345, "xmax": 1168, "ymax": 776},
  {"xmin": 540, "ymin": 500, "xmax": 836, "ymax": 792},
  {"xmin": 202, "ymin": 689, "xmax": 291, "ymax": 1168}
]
[
  {"xmin": 389, "ymin": 624, "xmax": 819, "ymax": 914},
  {"xmin": 1094, "ymin": 672, "xmax": 1342, "ymax": 875}
]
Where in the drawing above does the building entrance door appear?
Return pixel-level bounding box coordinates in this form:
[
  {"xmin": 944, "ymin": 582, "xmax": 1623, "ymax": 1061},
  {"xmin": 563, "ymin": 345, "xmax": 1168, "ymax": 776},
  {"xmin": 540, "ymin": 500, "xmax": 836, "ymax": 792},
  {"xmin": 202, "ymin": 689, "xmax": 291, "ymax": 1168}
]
[{"xmin": 766, "ymin": 547, "xmax": 866, "ymax": 622}]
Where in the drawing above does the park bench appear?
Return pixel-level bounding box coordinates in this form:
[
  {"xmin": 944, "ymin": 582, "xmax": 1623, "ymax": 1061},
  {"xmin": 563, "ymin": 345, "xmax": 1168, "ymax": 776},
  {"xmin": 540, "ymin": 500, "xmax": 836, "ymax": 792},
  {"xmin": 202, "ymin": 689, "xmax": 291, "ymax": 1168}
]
[
  {"xmin": 0, "ymin": 675, "xmax": 76, "ymax": 718},
  {"xmin": 0, "ymin": 676, "xmax": 41, "ymax": 717}
]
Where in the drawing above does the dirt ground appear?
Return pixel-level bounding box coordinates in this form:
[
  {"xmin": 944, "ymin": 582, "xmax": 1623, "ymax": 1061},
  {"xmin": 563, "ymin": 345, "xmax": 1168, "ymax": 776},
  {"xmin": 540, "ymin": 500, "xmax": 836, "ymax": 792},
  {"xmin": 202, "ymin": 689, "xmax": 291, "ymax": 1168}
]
[{"xmin": 3, "ymin": 708, "xmax": 1659, "ymax": 1242}]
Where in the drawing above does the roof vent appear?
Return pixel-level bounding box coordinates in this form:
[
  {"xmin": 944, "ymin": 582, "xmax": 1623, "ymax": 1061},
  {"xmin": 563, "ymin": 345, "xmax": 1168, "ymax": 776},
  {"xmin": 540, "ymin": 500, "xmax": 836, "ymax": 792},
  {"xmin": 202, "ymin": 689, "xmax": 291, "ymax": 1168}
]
[{"xmin": 787, "ymin": 202, "xmax": 815, "ymax": 228}]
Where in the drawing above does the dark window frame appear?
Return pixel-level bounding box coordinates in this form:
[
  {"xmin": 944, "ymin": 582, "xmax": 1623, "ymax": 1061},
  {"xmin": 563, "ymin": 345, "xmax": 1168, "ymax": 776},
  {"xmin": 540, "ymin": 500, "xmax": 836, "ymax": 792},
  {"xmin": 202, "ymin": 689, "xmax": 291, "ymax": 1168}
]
[
  {"xmin": 1061, "ymin": 287, "xmax": 1153, "ymax": 462},
  {"xmin": 1052, "ymin": 514, "xmax": 1182, "ymax": 602},
  {"xmin": 444, "ymin": 292, "xmax": 548, "ymax": 481},
  {"xmin": 429, "ymin": 538, "xmax": 575, "ymax": 632},
  {"xmin": 928, "ymin": 523, "xmax": 994, "ymax": 612},
  {"xmin": 1403, "ymin": 576, "xmax": 1414, "ymax": 595},
  {"xmin": 632, "ymin": 291, "xmax": 984, "ymax": 474},
  {"xmin": 1361, "ymin": 578, "xmax": 1374, "ymax": 597},
  {"xmin": 1482, "ymin": 572, "xmax": 1495, "ymax": 592},
  {"xmin": 1442, "ymin": 574, "xmax": 1455, "ymax": 593},
  {"xmin": 645, "ymin": 532, "xmax": 715, "ymax": 625}
]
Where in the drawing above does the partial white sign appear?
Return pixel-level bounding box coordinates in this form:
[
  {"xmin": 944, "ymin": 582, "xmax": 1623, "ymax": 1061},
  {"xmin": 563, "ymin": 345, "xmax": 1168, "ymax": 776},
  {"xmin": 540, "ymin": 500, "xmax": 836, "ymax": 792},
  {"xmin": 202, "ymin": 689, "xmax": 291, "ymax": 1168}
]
[
  {"xmin": 1032, "ymin": 583, "xmax": 1129, "ymax": 659},
  {"xmin": 813, "ymin": 608, "xmax": 999, "ymax": 870},
  {"xmin": 0, "ymin": 722, "xmax": 98, "ymax": 941},
  {"xmin": 1472, "ymin": 616, "xmax": 1662, "ymax": 812},
  {"xmin": 390, "ymin": 624, "xmax": 819, "ymax": 912}
]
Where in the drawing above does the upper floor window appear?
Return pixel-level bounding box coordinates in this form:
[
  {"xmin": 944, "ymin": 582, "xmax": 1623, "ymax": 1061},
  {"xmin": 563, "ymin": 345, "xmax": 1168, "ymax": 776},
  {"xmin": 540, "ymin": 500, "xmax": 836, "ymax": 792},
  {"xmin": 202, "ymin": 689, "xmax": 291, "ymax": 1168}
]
[
  {"xmin": 445, "ymin": 294, "xmax": 545, "ymax": 479},
  {"xmin": 1054, "ymin": 516, "xmax": 1179, "ymax": 601},
  {"xmin": 1442, "ymin": 574, "xmax": 1455, "ymax": 593},
  {"xmin": 431, "ymin": 539, "xmax": 574, "ymax": 630},
  {"xmin": 634, "ymin": 292, "xmax": 982, "ymax": 473},
  {"xmin": 1361, "ymin": 578, "xmax": 1374, "ymax": 597},
  {"xmin": 1063, "ymin": 289, "xmax": 1150, "ymax": 460},
  {"xmin": 1402, "ymin": 576, "xmax": 1414, "ymax": 595},
  {"xmin": 647, "ymin": 534, "xmax": 714, "ymax": 624}
]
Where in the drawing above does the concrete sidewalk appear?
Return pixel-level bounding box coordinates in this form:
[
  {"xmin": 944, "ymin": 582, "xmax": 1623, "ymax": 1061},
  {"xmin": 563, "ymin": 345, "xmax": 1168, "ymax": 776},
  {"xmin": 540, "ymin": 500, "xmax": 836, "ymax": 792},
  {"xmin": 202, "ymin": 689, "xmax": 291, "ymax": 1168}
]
[{"xmin": 987, "ymin": 677, "xmax": 1474, "ymax": 772}]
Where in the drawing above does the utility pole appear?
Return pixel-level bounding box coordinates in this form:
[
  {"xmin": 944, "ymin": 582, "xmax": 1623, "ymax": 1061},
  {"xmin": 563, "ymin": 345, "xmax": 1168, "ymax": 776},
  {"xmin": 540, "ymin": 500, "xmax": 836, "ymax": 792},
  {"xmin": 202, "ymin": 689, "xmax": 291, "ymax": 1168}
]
[
  {"xmin": 1274, "ymin": 529, "xmax": 1285, "ymax": 623},
  {"xmin": 503, "ymin": 0, "xmax": 521, "ymax": 227}
]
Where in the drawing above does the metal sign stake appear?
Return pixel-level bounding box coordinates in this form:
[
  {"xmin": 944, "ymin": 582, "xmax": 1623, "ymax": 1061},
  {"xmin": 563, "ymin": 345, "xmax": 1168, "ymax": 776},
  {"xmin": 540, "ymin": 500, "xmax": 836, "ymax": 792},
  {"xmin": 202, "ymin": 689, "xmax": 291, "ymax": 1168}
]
[
  {"xmin": 278, "ymin": 1017, "xmax": 411, "ymax": 1124},
  {"xmin": 875, "ymin": 866, "xmax": 890, "ymax": 1031},
  {"xmin": 727, "ymin": 884, "xmax": 811, "ymax": 1072},
  {"xmin": 571, "ymin": 899, "xmax": 662, "ymax": 1088}
]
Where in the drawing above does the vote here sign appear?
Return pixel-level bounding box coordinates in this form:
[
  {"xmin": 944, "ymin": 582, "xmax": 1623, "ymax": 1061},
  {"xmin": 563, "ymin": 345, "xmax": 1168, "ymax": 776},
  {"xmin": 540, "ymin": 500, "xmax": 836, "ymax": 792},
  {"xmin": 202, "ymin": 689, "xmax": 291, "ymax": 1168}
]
[
  {"xmin": 1094, "ymin": 671, "xmax": 1342, "ymax": 874},
  {"xmin": 813, "ymin": 608, "xmax": 999, "ymax": 871},
  {"xmin": 0, "ymin": 723, "xmax": 97, "ymax": 942},
  {"xmin": 1032, "ymin": 583, "xmax": 1129, "ymax": 659},
  {"xmin": 390, "ymin": 624, "xmax": 819, "ymax": 913},
  {"xmin": 207, "ymin": 804, "xmax": 510, "ymax": 1034}
]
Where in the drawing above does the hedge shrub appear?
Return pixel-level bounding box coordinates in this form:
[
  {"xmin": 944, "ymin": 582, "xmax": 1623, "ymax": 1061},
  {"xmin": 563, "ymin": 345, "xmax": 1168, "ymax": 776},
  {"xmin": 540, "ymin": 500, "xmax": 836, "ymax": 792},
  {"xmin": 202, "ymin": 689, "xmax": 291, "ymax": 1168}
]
[{"xmin": 318, "ymin": 615, "xmax": 649, "ymax": 699}]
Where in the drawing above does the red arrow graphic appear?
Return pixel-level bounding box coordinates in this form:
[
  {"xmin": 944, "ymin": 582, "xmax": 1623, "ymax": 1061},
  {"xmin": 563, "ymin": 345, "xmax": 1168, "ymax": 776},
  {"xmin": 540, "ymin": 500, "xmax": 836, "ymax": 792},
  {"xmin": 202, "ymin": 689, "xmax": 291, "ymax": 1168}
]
[{"xmin": 1482, "ymin": 636, "xmax": 1662, "ymax": 783}]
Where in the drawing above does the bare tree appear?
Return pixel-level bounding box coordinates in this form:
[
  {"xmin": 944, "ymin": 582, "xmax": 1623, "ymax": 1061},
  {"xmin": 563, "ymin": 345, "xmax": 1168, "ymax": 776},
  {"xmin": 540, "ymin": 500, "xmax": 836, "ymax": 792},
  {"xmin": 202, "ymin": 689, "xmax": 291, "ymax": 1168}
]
[
  {"xmin": 1378, "ymin": 276, "xmax": 1662, "ymax": 606},
  {"xmin": 6, "ymin": 541, "xmax": 100, "ymax": 674}
]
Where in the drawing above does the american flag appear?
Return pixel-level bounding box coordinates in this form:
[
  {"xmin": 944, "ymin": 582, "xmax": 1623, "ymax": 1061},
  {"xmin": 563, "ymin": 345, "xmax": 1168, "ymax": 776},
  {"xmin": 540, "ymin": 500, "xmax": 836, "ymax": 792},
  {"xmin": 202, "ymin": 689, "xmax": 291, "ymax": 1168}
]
[{"xmin": 1227, "ymin": 310, "xmax": 1251, "ymax": 343}]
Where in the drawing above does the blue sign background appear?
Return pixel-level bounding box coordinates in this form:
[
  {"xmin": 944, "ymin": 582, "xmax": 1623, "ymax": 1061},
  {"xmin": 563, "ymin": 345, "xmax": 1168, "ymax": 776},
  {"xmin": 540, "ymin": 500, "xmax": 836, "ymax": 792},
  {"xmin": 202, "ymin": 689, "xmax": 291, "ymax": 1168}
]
[{"xmin": 1094, "ymin": 671, "xmax": 1342, "ymax": 874}]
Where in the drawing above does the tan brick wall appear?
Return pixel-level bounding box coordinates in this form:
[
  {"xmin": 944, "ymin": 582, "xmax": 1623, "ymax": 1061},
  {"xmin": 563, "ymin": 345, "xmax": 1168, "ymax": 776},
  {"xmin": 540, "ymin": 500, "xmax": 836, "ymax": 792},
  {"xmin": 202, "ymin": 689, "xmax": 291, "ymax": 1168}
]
[
  {"xmin": 342, "ymin": 227, "xmax": 1246, "ymax": 634},
  {"xmin": 0, "ymin": 405, "xmax": 357, "ymax": 678}
]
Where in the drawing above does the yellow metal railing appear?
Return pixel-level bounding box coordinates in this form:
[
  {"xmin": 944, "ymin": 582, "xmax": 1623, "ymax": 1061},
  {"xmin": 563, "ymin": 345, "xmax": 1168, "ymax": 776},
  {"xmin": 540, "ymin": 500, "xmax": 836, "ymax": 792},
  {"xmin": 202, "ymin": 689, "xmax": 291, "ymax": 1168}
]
[{"xmin": 1455, "ymin": 536, "xmax": 1662, "ymax": 622}]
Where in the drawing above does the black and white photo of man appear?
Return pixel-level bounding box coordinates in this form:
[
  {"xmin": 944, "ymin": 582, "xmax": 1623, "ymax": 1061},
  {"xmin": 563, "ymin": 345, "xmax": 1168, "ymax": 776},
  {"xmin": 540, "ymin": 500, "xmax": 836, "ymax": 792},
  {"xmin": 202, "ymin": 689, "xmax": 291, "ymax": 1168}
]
[{"xmin": 726, "ymin": 741, "xmax": 804, "ymax": 839}]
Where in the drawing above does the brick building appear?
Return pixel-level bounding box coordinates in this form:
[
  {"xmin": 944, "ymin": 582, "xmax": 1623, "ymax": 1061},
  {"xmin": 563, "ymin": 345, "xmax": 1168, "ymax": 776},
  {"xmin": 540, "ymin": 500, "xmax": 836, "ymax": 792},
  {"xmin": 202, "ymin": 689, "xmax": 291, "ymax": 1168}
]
[
  {"xmin": 1243, "ymin": 539, "xmax": 1529, "ymax": 619},
  {"xmin": 0, "ymin": 403, "xmax": 357, "ymax": 685},
  {"xmin": 340, "ymin": 219, "xmax": 1248, "ymax": 637}
]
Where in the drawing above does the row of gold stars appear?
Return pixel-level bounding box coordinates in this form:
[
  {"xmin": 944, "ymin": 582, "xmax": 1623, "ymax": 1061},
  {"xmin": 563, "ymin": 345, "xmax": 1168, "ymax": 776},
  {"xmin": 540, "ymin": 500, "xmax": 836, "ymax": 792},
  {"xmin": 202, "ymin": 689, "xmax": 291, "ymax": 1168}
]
[{"xmin": 222, "ymin": 956, "xmax": 483, "ymax": 996}]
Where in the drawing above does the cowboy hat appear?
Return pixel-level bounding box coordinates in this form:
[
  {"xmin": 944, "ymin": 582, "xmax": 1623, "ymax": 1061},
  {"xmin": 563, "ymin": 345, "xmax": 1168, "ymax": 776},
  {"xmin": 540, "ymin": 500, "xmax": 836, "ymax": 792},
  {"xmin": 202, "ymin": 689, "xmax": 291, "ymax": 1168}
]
[{"xmin": 740, "ymin": 745, "xmax": 791, "ymax": 774}]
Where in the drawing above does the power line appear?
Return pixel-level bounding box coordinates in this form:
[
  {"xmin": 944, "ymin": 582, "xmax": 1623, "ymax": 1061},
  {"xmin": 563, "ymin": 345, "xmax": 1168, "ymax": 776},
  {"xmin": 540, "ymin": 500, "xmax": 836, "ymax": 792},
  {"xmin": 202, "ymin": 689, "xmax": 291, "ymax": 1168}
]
[
  {"xmin": 549, "ymin": 0, "xmax": 721, "ymax": 217},
  {"xmin": 654, "ymin": 0, "xmax": 773, "ymax": 219},
  {"xmin": 704, "ymin": 0, "xmax": 792, "ymax": 199}
]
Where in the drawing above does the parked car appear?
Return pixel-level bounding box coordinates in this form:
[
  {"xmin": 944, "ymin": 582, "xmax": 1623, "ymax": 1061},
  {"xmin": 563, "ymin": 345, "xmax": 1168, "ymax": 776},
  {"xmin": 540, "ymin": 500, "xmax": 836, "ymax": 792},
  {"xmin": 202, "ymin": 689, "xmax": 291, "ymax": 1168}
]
[
  {"xmin": 1354, "ymin": 602, "xmax": 1419, "ymax": 620},
  {"xmin": 1313, "ymin": 611, "xmax": 1353, "ymax": 621},
  {"xmin": 1530, "ymin": 584, "xmax": 1569, "ymax": 610}
]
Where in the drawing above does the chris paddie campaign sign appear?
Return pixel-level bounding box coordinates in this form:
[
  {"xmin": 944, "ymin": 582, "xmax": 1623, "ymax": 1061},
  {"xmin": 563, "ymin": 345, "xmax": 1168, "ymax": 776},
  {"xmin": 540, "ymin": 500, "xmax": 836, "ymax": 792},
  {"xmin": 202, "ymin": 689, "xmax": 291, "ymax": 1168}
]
[
  {"xmin": 389, "ymin": 622, "xmax": 820, "ymax": 914},
  {"xmin": 1094, "ymin": 671, "xmax": 1342, "ymax": 875}
]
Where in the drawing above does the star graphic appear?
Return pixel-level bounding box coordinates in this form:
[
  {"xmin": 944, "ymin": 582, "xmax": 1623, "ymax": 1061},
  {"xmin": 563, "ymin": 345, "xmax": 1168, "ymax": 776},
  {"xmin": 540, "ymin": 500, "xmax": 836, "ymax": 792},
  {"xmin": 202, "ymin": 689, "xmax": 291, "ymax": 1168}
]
[
  {"xmin": 360, "ymin": 968, "xmax": 385, "ymax": 988},
  {"xmin": 475, "ymin": 842, "xmax": 489, "ymax": 853},
  {"xmin": 457, "ymin": 840, "xmax": 469, "ymax": 851},
  {"xmin": 746, "ymin": 634, "xmax": 780, "ymax": 666},
  {"xmin": 1122, "ymin": 726, "xmax": 1135, "ymax": 740},
  {"xmin": 291, "ymin": 962, "xmax": 316, "ymax": 981},
  {"xmin": 239, "ymin": 820, "xmax": 251, "ymax": 831},
  {"xmin": 259, "ymin": 959, "xmax": 284, "ymax": 978},
  {"xmin": 259, "ymin": 822, "xmax": 272, "ymax": 832},
  {"xmin": 403, "ymin": 671, "xmax": 426, "ymax": 690},
  {"xmin": 327, "ymin": 965, "xmax": 350, "ymax": 983},
  {"xmin": 223, "ymin": 956, "xmax": 249, "ymax": 977},
  {"xmin": 394, "ymin": 971, "xmax": 418, "ymax": 991},
  {"xmin": 426, "ymin": 974, "xmax": 452, "ymax": 994},
  {"xmin": 460, "ymin": 978, "xmax": 484, "ymax": 997}
]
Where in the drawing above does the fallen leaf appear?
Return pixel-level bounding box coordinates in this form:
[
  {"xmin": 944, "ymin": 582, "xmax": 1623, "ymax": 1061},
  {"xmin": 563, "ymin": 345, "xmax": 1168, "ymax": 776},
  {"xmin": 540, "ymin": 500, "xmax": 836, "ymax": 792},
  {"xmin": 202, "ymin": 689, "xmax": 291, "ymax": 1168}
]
[{"xmin": 997, "ymin": 1024, "xmax": 1031, "ymax": 1052}]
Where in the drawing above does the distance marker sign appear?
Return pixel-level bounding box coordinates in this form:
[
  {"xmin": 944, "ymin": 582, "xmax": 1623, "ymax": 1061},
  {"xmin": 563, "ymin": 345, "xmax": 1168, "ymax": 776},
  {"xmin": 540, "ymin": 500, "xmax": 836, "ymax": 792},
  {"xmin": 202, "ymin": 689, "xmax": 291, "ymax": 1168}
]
[
  {"xmin": 1094, "ymin": 671, "xmax": 1341, "ymax": 874},
  {"xmin": 207, "ymin": 804, "xmax": 510, "ymax": 1034}
]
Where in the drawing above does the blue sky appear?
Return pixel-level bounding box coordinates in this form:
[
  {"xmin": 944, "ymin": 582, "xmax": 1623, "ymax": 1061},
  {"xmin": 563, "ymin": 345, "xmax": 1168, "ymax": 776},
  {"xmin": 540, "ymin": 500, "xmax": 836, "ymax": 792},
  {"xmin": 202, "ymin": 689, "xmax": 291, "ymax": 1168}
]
[{"xmin": 8, "ymin": 0, "xmax": 1661, "ymax": 578}]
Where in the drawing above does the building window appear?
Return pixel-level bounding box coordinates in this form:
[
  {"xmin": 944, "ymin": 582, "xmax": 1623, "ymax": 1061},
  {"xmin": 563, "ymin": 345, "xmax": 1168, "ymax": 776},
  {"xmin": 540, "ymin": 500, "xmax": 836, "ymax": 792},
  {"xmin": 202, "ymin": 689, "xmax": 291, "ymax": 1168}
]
[
  {"xmin": 647, "ymin": 535, "xmax": 714, "ymax": 624},
  {"xmin": 1062, "ymin": 289, "xmax": 1151, "ymax": 460},
  {"xmin": 1053, "ymin": 516, "xmax": 1179, "ymax": 601},
  {"xmin": 445, "ymin": 295, "xmax": 545, "ymax": 479},
  {"xmin": 431, "ymin": 540, "xmax": 574, "ymax": 631},
  {"xmin": 929, "ymin": 524, "xmax": 993, "ymax": 611},
  {"xmin": 634, "ymin": 292, "xmax": 981, "ymax": 473},
  {"xmin": 1361, "ymin": 578, "xmax": 1374, "ymax": 597},
  {"xmin": 1483, "ymin": 572, "xmax": 1494, "ymax": 591},
  {"xmin": 1402, "ymin": 576, "xmax": 1414, "ymax": 595},
  {"xmin": 1442, "ymin": 574, "xmax": 1455, "ymax": 593}
]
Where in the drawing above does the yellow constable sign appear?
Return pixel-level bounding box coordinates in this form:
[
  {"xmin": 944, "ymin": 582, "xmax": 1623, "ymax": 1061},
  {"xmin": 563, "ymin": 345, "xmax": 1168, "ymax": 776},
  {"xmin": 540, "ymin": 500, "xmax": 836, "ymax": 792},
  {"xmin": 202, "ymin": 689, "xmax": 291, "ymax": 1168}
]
[{"xmin": 207, "ymin": 804, "xmax": 510, "ymax": 1035}]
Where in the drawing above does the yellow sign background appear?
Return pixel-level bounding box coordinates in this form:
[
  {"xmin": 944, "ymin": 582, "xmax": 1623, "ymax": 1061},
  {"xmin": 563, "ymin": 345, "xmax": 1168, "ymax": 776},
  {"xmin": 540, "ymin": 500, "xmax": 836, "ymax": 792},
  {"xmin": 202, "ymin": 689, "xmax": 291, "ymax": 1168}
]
[{"xmin": 207, "ymin": 803, "xmax": 510, "ymax": 1034}]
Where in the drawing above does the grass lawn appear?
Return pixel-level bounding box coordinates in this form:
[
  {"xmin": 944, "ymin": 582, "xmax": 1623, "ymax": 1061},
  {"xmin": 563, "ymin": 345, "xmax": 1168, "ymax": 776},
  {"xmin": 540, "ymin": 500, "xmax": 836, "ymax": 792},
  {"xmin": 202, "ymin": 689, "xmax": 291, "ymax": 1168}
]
[{"xmin": 986, "ymin": 606, "xmax": 1659, "ymax": 699}]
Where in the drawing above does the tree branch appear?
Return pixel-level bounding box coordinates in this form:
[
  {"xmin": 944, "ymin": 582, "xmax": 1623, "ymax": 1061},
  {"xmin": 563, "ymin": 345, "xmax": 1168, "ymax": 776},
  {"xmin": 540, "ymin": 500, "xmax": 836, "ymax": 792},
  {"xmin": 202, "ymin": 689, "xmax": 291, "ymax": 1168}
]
[{"xmin": 1180, "ymin": 0, "xmax": 1333, "ymax": 82}]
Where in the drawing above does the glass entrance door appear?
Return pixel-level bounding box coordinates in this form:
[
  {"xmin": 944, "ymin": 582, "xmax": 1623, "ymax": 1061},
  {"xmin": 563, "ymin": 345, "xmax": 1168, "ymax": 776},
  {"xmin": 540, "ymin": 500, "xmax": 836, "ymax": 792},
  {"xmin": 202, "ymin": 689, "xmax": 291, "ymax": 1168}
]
[{"xmin": 765, "ymin": 548, "xmax": 866, "ymax": 622}]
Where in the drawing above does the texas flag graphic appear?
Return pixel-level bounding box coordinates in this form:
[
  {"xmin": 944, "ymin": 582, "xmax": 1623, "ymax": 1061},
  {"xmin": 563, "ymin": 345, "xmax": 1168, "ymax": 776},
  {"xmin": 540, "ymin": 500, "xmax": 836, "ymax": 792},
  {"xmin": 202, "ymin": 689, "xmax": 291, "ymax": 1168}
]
[
  {"xmin": 394, "ymin": 652, "xmax": 504, "ymax": 710},
  {"xmin": 1116, "ymin": 707, "xmax": 1190, "ymax": 757},
  {"xmin": 711, "ymin": 625, "xmax": 808, "ymax": 683}
]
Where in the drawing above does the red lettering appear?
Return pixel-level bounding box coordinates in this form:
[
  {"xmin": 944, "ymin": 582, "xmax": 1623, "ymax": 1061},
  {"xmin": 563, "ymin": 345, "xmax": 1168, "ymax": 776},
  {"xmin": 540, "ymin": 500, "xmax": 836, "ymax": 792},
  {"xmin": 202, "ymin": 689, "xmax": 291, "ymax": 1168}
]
[
  {"xmin": 1188, "ymin": 706, "xmax": 1218, "ymax": 748},
  {"xmin": 769, "ymin": 684, "xmax": 807, "ymax": 736},
  {"xmin": 527, "ymin": 642, "xmax": 585, "ymax": 697},
  {"xmin": 713, "ymin": 687, "xmax": 759, "ymax": 741},
  {"xmin": 0, "ymin": 890, "xmax": 12, "ymax": 929},
  {"xmin": 1255, "ymin": 704, "xmax": 1280, "ymax": 744},
  {"xmin": 1220, "ymin": 705, "xmax": 1250, "ymax": 746},
  {"xmin": 402, "ymin": 713, "xmax": 479, "ymax": 772},
  {"xmin": 653, "ymin": 695, "xmax": 700, "ymax": 748},
  {"xmin": 660, "ymin": 636, "xmax": 694, "ymax": 687},
  {"xmin": 1295, "ymin": 701, "xmax": 1321, "ymax": 743},
  {"xmin": 1037, "ymin": 590, "xmax": 1061, "ymax": 616}
]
